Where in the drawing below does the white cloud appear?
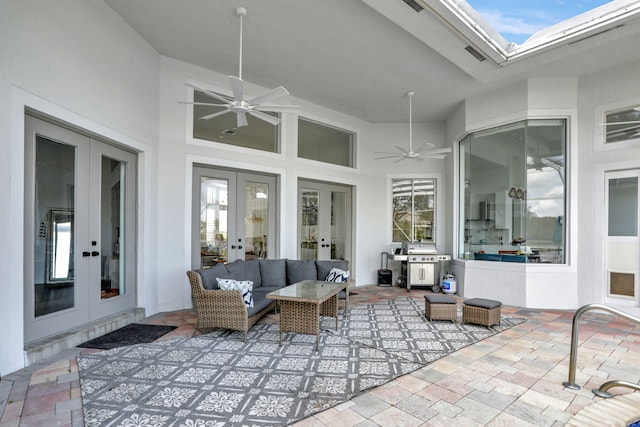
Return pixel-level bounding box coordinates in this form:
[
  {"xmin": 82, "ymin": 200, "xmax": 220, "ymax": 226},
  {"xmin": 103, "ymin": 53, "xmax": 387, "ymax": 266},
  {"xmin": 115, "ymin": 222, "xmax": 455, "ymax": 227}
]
[{"xmin": 478, "ymin": 10, "xmax": 549, "ymax": 35}]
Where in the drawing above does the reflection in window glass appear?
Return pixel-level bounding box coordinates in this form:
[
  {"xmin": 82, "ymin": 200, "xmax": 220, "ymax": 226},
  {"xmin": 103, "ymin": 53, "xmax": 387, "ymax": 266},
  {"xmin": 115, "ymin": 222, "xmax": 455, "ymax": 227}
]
[
  {"xmin": 298, "ymin": 118, "xmax": 355, "ymax": 167},
  {"xmin": 460, "ymin": 119, "xmax": 566, "ymax": 263},
  {"xmin": 192, "ymin": 91, "xmax": 279, "ymax": 152},
  {"xmin": 392, "ymin": 179, "xmax": 435, "ymax": 243},
  {"xmin": 605, "ymin": 106, "xmax": 640, "ymax": 144}
]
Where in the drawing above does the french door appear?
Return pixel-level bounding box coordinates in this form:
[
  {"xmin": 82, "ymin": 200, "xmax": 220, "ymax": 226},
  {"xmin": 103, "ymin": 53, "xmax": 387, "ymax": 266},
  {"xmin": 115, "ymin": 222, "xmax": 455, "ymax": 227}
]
[
  {"xmin": 192, "ymin": 166, "xmax": 277, "ymax": 268},
  {"xmin": 24, "ymin": 116, "xmax": 137, "ymax": 343},
  {"xmin": 604, "ymin": 169, "xmax": 640, "ymax": 306},
  {"xmin": 298, "ymin": 180, "xmax": 352, "ymax": 261}
]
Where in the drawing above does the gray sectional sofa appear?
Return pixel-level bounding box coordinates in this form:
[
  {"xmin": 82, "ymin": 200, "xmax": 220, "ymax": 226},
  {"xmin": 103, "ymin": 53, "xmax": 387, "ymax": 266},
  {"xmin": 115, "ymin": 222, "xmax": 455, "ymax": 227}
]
[{"xmin": 186, "ymin": 258, "xmax": 350, "ymax": 340}]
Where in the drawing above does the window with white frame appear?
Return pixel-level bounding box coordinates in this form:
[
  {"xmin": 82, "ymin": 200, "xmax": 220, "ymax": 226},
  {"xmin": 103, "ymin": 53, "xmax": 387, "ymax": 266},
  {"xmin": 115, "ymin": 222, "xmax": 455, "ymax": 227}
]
[
  {"xmin": 604, "ymin": 105, "xmax": 640, "ymax": 144},
  {"xmin": 392, "ymin": 178, "xmax": 436, "ymax": 243}
]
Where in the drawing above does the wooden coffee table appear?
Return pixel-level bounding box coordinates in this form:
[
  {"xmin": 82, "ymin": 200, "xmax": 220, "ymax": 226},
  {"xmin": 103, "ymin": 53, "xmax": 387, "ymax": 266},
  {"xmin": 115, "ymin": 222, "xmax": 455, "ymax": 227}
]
[{"xmin": 266, "ymin": 280, "xmax": 347, "ymax": 351}]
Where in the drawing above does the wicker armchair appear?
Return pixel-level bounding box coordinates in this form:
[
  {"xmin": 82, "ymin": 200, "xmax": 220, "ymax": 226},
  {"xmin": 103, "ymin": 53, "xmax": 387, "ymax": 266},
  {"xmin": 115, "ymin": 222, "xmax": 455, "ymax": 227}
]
[{"xmin": 186, "ymin": 270, "xmax": 276, "ymax": 341}]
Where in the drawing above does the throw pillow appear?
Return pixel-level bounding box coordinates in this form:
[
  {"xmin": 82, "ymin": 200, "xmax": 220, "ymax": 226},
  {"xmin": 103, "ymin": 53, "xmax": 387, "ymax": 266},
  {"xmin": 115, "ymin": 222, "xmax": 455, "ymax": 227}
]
[
  {"xmin": 216, "ymin": 278, "xmax": 254, "ymax": 308},
  {"xmin": 326, "ymin": 267, "xmax": 349, "ymax": 283}
]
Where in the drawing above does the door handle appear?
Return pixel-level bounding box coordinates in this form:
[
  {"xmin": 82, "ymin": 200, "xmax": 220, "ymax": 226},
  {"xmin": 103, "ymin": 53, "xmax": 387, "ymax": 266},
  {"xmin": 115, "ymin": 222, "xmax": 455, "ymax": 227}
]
[
  {"xmin": 91, "ymin": 251, "xmax": 100, "ymax": 257},
  {"xmin": 238, "ymin": 245, "xmax": 243, "ymax": 249},
  {"xmin": 231, "ymin": 245, "xmax": 236, "ymax": 249},
  {"xmin": 82, "ymin": 251, "xmax": 90, "ymax": 257}
]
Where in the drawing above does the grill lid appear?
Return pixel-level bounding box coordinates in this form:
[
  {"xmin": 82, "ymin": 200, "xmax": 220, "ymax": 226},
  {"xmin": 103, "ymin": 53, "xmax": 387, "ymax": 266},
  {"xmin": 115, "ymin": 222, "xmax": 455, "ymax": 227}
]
[{"xmin": 402, "ymin": 242, "xmax": 437, "ymax": 254}]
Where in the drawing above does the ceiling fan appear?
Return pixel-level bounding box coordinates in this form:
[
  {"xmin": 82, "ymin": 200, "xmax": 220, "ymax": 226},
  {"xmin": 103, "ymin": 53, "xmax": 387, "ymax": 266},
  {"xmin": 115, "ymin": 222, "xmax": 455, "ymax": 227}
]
[
  {"xmin": 182, "ymin": 6, "xmax": 297, "ymax": 128},
  {"xmin": 374, "ymin": 91, "xmax": 452, "ymax": 162}
]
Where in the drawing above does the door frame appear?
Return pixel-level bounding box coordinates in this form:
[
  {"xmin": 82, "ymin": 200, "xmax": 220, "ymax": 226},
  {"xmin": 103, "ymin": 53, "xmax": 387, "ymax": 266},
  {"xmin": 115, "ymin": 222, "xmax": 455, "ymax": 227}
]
[{"xmin": 24, "ymin": 114, "xmax": 138, "ymax": 343}]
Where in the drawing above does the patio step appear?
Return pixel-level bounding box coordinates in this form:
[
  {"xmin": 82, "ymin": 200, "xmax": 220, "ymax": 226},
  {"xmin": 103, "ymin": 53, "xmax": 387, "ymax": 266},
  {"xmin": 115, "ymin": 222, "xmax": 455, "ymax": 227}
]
[
  {"xmin": 566, "ymin": 392, "xmax": 640, "ymax": 426},
  {"xmin": 24, "ymin": 308, "xmax": 145, "ymax": 365}
]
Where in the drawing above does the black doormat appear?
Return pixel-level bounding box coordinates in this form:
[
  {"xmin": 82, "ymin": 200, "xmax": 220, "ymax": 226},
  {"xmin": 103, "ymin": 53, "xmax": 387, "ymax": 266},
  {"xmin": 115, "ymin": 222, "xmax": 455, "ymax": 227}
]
[{"xmin": 77, "ymin": 323, "xmax": 178, "ymax": 349}]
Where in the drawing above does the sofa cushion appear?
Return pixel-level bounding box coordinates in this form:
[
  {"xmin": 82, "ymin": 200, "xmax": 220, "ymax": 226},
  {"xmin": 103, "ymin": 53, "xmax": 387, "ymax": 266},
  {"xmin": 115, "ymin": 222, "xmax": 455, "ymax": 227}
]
[
  {"xmin": 247, "ymin": 289, "xmax": 276, "ymax": 317},
  {"xmin": 225, "ymin": 259, "xmax": 248, "ymax": 280},
  {"xmin": 326, "ymin": 267, "xmax": 349, "ymax": 283},
  {"xmin": 286, "ymin": 259, "xmax": 318, "ymax": 285},
  {"xmin": 198, "ymin": 263, "xmax": 230, "ymax": 290},
  {"xmin": 259, "ymin": 259, "xmax": 286, "ymax": 287},
  {"xmin": 244, "ymin": 259, "xmax": 262, "ymax": 288},
  {"xmin": 217, "ymin": 278, "xmax": 254, "ymax": 308},
  {"xmin": 316, "ymin": 260, "xmax": 349, "ymax": 281}
]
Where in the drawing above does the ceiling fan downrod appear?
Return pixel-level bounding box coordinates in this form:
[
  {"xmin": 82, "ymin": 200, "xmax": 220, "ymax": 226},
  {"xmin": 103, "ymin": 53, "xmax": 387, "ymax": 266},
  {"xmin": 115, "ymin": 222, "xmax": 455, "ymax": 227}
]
[{"xmin": 235, "ymin": 6, "xmax": 247, "ymax": 81}]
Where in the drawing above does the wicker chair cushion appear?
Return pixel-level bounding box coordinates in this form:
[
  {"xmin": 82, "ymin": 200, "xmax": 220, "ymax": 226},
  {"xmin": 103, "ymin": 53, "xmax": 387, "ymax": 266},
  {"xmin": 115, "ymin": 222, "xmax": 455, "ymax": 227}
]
[
  {"xmin": 198, "ymin": 263, "xmax": 230, "ymax": 290},
  {"xmin": 424, "ymin": 294, "xmax": 456, "ymax": 304},
  {"xmin": 464, "ymin": 298, "xmax": 501, "ymax": 309},
  {"xmin": 286, "ymin": 260, "xmax": 318, "ymax": 284},
  {"xmin": 326, "ymin": 267, "xmax": 349, "ymax": 283},
  {"xmin": 217, "ymin": 279, "xmax": 254, "ymax": 308},
  {"xmin": 247, "ymin": 288, "xmax": 278, "ymax": 316},
  {"xmin": 225, "ymin": 260, "xmax": 248, "ymax": 280},
  {"xmin": 259, "ymin": 259, "xmax": 287, "ymax": 287},
  {"xmin": 315, "ymin": 260, "xmax": 349, "ymax": 281},
  {"xmin": 244, "ymin": 259, "xmax": 262, "ymax": 288}
]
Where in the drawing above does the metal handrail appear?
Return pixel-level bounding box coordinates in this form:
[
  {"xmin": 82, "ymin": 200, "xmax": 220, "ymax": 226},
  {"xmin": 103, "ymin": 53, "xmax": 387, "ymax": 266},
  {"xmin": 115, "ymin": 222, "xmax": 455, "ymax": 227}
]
[{"xmin": 562, "ymin": 303, "xmax": 640, "ymax": 396}]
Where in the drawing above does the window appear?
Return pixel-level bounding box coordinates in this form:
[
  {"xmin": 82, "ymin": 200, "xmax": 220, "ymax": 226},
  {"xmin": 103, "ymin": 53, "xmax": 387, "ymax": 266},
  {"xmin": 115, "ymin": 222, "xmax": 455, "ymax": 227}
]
[
  {"xmin": 192, "ymin": 90, "xmax": 280, "ymax": 153},
  {"xmin": 604, "ymin": 106, "xmax": 640, "ymax": 144},
  {"xmin": 298, "ymin": 118, "xmax": 355, "ymax": 167},
  {"xmin": 392, "ymin": 178, "xmax": 436, "ymax": 243},
  {"xmin": 460, "ymin": 119, "xmax": 566, "ymax": 263}
]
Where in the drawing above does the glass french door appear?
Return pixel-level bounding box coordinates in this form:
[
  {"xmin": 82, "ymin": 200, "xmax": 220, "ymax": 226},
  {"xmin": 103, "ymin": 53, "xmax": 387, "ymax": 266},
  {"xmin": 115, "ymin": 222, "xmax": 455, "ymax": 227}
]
[
  {"xmin": 298, "ymin": 180, "xmax": 351, "ymax": 261},
  {"xmin": 24, "ymin": 116, "xmax": 137, "ymax": 343},
  {"xmin": 192, "ymin": 166, "xmax": 277, "ymax": 268},
  {"xmin": 604, "ymin": 170, "xmax": 640, "ymax": 305}
]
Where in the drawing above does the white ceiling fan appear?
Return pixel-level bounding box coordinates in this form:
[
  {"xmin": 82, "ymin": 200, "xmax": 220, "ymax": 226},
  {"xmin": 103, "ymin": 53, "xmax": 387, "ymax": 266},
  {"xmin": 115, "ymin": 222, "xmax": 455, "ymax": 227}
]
[
  {"xmin": 182, "ymin": 6, "xmax": 297, "ymax": 128},
  {"xmin": 374, "ymin": 91, "xmax": 452, "ymax": 162}
]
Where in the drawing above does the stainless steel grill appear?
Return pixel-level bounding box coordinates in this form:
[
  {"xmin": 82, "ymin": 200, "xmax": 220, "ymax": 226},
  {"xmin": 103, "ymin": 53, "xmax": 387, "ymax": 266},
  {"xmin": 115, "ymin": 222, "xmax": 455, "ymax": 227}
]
[{"xmin": 401, "ymin": 242, "xmax": 451, "ymax": 291}]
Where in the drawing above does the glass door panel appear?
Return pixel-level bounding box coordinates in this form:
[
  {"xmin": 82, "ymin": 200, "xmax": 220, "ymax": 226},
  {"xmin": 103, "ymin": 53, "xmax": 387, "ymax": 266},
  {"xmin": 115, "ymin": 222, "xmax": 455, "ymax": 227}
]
[
  {"xmin": 331, "ymin": 191, "xmax": 347, "ymax": 259},
  {"xmin": 199, "ymin": 177, "xmax": 230, "ymax": 267},
  {"xmin": 243, "ymin": 181, "xmax": 270, "ymax": 260},
  {"xmin": 100, "ymin": 157, "xmax": 124, "ymax": 299},
  {"xmin": 300, "ymin": 190, "xmax": 319, "ymax": 260},
  {"xmin": 34, "ymin": 137, "xmax": 77, "ymax": 317}
]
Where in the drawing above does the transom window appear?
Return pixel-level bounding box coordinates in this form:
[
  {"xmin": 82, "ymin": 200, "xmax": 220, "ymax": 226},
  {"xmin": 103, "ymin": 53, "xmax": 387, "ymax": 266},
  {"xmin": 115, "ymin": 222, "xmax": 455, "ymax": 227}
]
[
  {"xmin": 298, "ymin": 118, "xmax": 355, "ymax": 168},
  {"xmin": 192, "ymin": 90, "xmax": 280, "ymax": 153},
  {"xmin": 605, "ymin": 106, "xmax": 640, "ymax": 144}
]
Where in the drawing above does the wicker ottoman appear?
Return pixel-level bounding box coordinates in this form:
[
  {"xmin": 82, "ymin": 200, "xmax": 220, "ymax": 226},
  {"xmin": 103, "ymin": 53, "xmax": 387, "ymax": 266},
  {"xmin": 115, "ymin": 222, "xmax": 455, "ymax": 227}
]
[
  {"xmin": 462, "ymin": 298, "xmax": 501, "ymax": 327},
  {"xmin": 424, "ymin": 294, "xmax": 457, "ymax": 322}
]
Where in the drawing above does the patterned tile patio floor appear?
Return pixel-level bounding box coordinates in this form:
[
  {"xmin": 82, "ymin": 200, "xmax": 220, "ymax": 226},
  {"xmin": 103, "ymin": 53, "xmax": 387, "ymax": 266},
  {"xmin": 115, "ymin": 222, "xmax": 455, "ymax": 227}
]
[{"xmin": 1, "ymin": 284, "xmax": 639, "ymax": 426}]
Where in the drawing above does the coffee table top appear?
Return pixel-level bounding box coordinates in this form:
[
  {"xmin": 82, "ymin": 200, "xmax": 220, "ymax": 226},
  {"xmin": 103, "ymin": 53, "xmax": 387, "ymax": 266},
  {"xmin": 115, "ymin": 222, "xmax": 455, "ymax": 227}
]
[{"xmin": 266, "ymin": 280, "xmax": 345, "ymax": 303}]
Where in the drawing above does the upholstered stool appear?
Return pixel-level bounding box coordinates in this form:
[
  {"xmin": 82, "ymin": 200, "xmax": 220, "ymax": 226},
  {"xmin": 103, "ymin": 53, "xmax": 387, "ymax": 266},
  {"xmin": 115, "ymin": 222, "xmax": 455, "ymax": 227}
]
[
  {"xmin": 462, "ymin": 298, "xmax": 501, "ymax": 327},
  {"xmin": 424, "ymin": 294, "xmax": 457, "ymax": 322}
]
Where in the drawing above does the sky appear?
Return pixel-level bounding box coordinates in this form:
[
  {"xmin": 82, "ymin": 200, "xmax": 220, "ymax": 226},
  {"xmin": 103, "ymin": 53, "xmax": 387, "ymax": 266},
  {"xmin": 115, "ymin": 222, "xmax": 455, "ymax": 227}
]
[{"xmin": 466, "ymin": 0, "xmax": 613, "ymax": 44}]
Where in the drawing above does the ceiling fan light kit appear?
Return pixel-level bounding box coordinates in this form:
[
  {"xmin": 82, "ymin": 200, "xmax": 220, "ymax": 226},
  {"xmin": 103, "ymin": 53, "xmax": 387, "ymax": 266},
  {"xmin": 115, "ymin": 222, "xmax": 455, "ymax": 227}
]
[
  {"xmin": 374, "ymin": 91, "xmax": 452, "ymax": 162},
  {"xmin": 182, "ymin": 6, "xmax": 297, "ymax": 128}
]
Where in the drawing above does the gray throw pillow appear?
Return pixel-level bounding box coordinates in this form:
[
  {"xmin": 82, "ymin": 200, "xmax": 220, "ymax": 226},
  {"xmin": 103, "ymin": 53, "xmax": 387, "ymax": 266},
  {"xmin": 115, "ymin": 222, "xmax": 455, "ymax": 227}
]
[
  {"xmin": 286, "ymin": 259, "xmax": 318, "ymax": 285},
  {"xmin": 259, "ymin": 259, "xmax": 286, "ymax": 287},
  {"xmin": 198, "ymin": 263, "xmax": 230, "ymax": 290},
  {"xmin": 316, "ymin": 259, "xmax": 348, "ymax": 280}
]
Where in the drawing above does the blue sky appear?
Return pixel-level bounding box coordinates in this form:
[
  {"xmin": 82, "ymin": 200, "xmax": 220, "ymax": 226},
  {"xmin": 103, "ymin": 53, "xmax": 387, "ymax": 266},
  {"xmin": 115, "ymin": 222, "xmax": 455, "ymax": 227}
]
[{"xmin": 466, "ymin": 0, "xmax": 612, "ymax": 44}]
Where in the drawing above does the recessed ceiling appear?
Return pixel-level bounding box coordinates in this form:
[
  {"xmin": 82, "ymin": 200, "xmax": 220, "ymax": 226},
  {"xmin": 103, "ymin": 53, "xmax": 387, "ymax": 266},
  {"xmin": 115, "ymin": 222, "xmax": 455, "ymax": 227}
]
[{"xmin": 104, "ymin": 0, "xmax": 640, "ymax": 123}]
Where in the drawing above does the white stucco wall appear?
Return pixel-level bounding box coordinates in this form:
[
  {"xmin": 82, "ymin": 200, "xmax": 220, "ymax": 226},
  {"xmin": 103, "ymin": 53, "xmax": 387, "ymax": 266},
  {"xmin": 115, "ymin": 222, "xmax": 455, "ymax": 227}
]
[{"xmin": 0, "ymin": 0, "xmax": 160, "ymax": 375}]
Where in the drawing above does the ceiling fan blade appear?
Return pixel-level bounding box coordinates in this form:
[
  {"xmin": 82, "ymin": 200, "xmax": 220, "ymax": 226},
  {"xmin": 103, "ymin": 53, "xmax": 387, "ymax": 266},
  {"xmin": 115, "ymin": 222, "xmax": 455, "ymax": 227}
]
[
  {"xmin": 186, "ymin": 82, "xmax": 230, "ymax": 104},
  {"xmin": 248, "ymin": 110, "xmax": 282, "ymax": 126},
  {"xmin": 178, "ymin": 101, "xmax": 228, "ymax": 107},
  {"xmin": 253, "ymin": 104, "xmax": 299, "ymax": 113},
  {"xmin": 374, "ymin": 151, "xmax": 402, "ymax": 155},
  {"xmin": 414, "ymin": 143, "xmax": 436, "ymax": 153},
  {"xmin": 422, "ymin": 154, "xmax": 448, "ymax": 159},
  {"xmin": 199, "ymin": 108, "xmax": 232, "ymax": 120},
  {"xmin": 229, "ymin": 76, "xmax": 244, "ymax": 102},
  {"xmin": 421, "ymin": 147, "xmax": 452, "ymax": 155},
  {"xmin": 393, "ymin": 156, "xmax": 408, "ymax": 163},
  {"xmin": 248, "ymin": 86, "xmax": 290, "ymax": 105},
  {"xmin": 374, "ymin": 154, "xmax": 403, "ymax": 159},
  {"xmin": 237, "ymin": 112, "xmax": 248, "ymax": 127},
  {"xmin": 394, "ymin": 145, "xmax": 409, "ymax": 154}
]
